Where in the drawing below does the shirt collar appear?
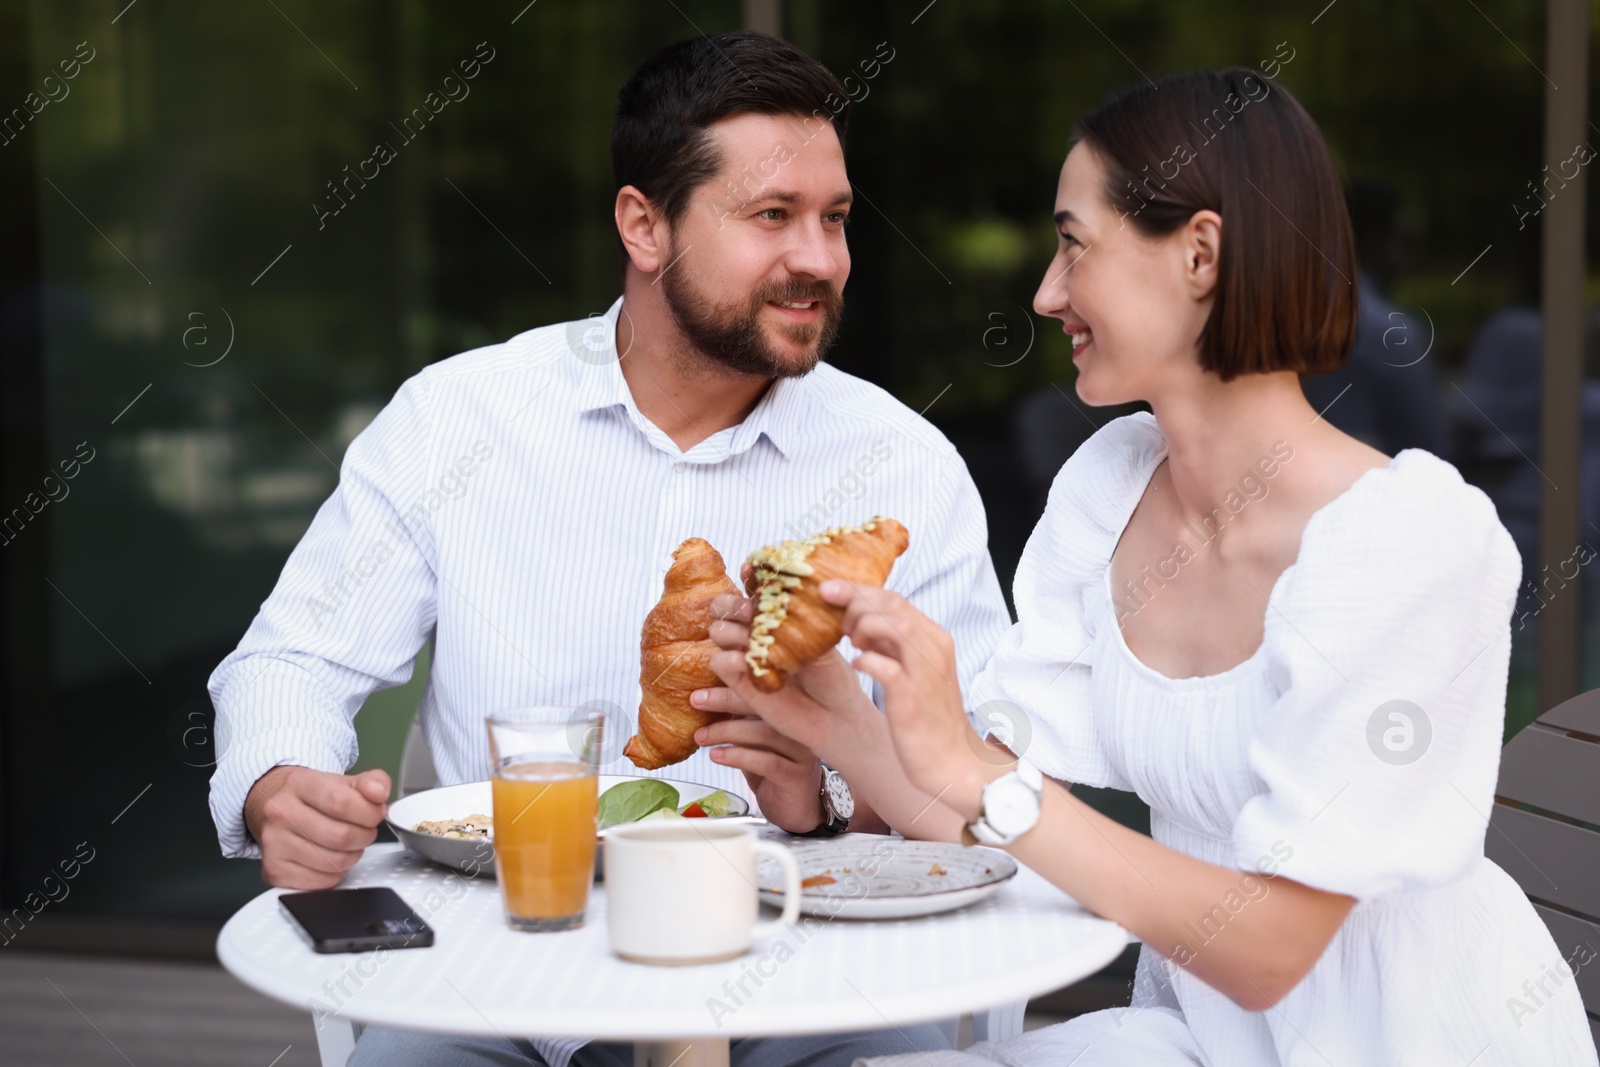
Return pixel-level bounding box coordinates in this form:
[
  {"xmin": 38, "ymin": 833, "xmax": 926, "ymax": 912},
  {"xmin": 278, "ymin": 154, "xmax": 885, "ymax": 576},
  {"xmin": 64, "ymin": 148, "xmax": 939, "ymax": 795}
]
[
  {"xmin": 729, "ymin": 375, "xmax": 804, "ymax": 459},
  {"xmin": 571, "ymin": 297, "xmax": 632, "ymax": 415},
  {"xmin": 570, "ymin": 296, "xmax": 807, "ymax": 461}
]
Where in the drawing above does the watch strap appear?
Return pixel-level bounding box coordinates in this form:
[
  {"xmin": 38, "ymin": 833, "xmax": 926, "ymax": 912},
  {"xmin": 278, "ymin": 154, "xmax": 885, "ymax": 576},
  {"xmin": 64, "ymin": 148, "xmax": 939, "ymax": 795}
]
[
  {"xmin": 961, "ymin": 757, "xmax": 1043, "ymax": 847},
  {"xmin": 797, "ymin": 811, "xmax": 849, "ymax": 837}
]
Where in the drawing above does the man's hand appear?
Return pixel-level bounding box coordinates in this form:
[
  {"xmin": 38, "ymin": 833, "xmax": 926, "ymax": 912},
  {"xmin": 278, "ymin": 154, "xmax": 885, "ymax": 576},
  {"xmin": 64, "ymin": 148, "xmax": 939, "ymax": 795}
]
[
  {"xmin": 694, "ymin": 714, "xmax": 824, "ymax": 834},
  {"xmin": 244, "ymin": 765, "xmax": 391, "ymax": 889},
  {"xmin": 688, "ymin": 587, "xmax": 883, "ymax": 834},
  {"xmin": 697, "ymin": 587, "xmax": 956, "ymax": 840},
  {"xmin": 700, "ymin": 591, "xmax": 878, "ymax": 755}
]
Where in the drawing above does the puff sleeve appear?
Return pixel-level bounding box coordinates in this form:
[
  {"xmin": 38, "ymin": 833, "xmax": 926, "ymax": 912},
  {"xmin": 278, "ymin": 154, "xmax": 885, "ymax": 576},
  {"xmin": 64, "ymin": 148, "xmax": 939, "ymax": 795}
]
[{"xmin": 1230, "ymin": 451, "xmax": 1521, "ymax": 900}]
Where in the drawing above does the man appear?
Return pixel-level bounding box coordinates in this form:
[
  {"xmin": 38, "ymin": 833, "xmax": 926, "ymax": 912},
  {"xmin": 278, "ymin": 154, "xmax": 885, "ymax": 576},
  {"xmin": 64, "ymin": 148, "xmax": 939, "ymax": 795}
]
[{"xmin": 209, "ymin": 30, "xmax": 1008, "ymax": 1067}]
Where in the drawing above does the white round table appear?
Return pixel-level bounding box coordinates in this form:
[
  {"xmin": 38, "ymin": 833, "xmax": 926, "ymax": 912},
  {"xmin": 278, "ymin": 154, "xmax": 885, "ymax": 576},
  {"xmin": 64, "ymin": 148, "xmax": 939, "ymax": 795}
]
[{"xmin": 218, "ymin": 839, "xmax": 1127, "ymax": 1067}]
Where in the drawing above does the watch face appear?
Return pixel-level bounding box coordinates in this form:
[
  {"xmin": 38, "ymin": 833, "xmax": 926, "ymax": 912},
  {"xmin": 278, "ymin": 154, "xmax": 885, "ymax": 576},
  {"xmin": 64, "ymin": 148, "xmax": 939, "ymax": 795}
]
[
  {"xmin": 984, "ymin": 778, "xmax": 1040, "ymax": 838},
  {"xmin": 825, "ymin": 771, "xmax": 855, "ymax": 820}
]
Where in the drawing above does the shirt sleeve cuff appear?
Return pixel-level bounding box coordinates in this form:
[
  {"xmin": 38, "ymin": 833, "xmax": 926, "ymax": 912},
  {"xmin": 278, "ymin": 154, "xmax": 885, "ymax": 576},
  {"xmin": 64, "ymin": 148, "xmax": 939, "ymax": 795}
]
[{"xmin": 208, "ymin": 737, "xmax": 350, "ymax": 860}]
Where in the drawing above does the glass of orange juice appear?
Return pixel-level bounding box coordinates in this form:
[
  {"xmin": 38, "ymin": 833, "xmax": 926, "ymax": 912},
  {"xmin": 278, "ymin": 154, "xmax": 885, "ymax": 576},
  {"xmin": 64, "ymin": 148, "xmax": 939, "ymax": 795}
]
[{"xmin": 486, "ymin": 706, "xmax": 606, "ymax": 932}]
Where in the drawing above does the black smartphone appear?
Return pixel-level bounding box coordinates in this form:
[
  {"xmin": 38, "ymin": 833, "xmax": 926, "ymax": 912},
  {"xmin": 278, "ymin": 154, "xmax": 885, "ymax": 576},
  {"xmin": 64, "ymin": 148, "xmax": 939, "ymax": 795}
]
[{"xmin": 280, "ymin": 886, "xmax": 435, "ymax": 954}]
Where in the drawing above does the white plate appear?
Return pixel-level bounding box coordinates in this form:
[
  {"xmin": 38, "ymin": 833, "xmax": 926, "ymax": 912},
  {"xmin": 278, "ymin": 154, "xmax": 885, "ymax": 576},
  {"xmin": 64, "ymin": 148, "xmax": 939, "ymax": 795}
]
[
  {"xmin": 386, "ymin": 775, "xmax": 750, "ymax": 877},
  {"xmin": 757, "ymin": 838, "xmax": 1018, "ymax": 919}
]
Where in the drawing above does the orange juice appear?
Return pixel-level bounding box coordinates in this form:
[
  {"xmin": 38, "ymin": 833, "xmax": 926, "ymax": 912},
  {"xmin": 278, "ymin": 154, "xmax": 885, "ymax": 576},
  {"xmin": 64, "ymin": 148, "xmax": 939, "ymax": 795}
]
[{"xmin": 492, "ymin": 759, "xmax": 598, "ymax": 926}]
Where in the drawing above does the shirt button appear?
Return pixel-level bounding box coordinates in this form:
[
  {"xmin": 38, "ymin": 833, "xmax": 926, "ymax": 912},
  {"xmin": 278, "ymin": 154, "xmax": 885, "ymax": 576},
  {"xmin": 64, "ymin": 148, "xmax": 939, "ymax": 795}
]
[{"xmin": 673, "ymin": 462, "xmax": 687, "ymax": 473}]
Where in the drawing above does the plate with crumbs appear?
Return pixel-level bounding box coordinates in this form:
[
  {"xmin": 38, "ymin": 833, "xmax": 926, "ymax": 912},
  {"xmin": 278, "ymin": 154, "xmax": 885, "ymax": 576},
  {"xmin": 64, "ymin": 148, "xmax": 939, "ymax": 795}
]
[{"xmin": 756, "ymin": 837, "xmax": 1017, "ymax": 919}]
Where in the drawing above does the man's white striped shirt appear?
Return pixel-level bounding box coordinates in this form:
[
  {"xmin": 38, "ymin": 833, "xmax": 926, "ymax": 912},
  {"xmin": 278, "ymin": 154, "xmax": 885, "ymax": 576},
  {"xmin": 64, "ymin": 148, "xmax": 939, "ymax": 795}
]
[{"xmin": 207, "ymin": 298, "xmax": 1009, "ymax": 1061}]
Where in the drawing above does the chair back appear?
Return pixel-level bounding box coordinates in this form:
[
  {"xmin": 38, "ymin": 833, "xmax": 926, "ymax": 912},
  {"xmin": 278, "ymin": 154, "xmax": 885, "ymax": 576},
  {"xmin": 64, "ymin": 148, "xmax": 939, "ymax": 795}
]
[
  {"xmin": 1486, "ymin": 689, "xmax": 1600, "ymax": 1048},
  {"xmin": 398, "ymin": 715, "xmax": 439, "ymax": 797}
]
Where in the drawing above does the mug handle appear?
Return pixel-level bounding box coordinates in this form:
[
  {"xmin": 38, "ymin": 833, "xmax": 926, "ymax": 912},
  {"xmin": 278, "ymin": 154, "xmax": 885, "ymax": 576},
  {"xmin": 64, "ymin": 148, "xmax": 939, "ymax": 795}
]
[{"xmin": 750, "ymin": 840, "xmax": 802, "ymax": 938}]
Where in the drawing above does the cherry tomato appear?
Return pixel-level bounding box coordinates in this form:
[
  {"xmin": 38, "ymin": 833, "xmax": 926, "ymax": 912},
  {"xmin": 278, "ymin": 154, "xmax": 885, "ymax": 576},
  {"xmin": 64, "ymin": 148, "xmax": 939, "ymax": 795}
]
[{"xmin": 681, "ymin": 802, "xmax": 708, "ymax": 818}]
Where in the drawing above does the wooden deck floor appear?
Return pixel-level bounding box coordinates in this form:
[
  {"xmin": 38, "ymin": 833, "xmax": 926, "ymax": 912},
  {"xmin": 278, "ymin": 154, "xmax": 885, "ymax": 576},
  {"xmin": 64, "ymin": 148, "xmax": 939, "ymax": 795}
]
[{"xmin": 0, "ymin": 950, "xmax": 320, "ymax": 1067}]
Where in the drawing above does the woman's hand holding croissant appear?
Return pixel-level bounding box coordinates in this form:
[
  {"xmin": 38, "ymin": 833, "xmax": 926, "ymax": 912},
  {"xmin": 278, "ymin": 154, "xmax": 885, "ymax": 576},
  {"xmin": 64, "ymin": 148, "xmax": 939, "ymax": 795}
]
[{"xmin": 819, "ymin": 579, "xmax": 990, "ymax": 813}]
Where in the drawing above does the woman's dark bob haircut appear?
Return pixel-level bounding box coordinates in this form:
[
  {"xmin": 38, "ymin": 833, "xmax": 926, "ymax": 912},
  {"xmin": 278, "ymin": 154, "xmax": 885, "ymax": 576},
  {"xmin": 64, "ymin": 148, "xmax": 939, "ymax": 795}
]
[{"xmin": 1072, "ymin": 69, "xmax": 1356, "ymax": 381}]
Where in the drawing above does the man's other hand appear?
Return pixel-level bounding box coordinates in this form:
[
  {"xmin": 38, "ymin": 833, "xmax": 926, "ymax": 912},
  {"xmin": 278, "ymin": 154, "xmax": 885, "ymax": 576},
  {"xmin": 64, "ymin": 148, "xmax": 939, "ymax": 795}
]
[{"xmin": 244, "ymin": 766, "xmax": 391, "ymax": 889}]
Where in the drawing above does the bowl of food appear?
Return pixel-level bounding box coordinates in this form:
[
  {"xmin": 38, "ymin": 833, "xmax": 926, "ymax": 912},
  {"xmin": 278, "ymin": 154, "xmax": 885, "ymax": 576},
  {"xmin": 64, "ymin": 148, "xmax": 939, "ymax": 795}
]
[{"xmin": 387, "ymin": 775, "xmax": 750, "ymax": 878}]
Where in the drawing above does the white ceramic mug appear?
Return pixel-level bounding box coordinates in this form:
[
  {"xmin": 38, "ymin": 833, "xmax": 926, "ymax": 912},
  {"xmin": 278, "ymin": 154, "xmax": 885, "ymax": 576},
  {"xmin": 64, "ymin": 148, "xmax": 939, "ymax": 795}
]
[{"xmin": 604, "ymin": 821, "xmax": 802, "ymax": 965}]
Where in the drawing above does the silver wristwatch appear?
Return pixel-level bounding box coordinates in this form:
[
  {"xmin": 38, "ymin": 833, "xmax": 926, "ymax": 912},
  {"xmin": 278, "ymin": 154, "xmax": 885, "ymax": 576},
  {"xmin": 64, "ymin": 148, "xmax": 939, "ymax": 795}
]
[
  {"xmin": 802, "ymin": 764, "xmax": 854, "ymax": 837},
  {"xmin": 961, "ymin": 757, "xmax": 1043, "ymax": 847}
]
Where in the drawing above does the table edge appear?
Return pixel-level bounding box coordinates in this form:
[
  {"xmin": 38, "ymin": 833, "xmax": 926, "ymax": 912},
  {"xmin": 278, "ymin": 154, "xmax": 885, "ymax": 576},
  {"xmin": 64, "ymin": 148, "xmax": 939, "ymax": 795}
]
[{"xmin": 218, "ymin": 913, "xmax": 1129, "ymax": 1041}]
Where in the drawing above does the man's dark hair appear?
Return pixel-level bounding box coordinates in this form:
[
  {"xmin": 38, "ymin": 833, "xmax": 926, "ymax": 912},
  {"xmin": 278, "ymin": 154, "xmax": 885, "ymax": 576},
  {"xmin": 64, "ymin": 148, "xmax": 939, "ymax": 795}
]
[
  {"xmin": 612, "ymin": 31, "xmax": 850, "ymax": 228},
  {"xmin": 1073, "ymin": 69, "xmax": 1357, "ymax": 381}
]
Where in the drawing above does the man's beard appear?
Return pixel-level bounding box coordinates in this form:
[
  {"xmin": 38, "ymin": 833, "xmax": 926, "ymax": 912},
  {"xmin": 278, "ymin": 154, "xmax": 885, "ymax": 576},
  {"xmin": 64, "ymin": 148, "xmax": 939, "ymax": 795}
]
[{"xmin": 661, "ymin": 258, "xmax": 843, "ymax": 379}]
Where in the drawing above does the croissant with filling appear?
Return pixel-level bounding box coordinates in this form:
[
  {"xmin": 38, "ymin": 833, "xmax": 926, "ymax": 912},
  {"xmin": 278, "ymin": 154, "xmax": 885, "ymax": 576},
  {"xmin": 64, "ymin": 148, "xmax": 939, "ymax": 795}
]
[
  {"xmin": 624, "ymin": 538, "xmax": 741, "ymax": 770},
  {"xmin": 744, "ymin": 517, "xmax": 909, "ymax": 691}
]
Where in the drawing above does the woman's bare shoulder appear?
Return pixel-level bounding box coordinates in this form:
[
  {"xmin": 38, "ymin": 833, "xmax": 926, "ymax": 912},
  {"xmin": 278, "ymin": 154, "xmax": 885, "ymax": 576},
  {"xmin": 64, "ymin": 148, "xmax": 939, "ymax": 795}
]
[{"xmin": 1299, "ymin": 428, "xmax": 1392, "ymax": 505}]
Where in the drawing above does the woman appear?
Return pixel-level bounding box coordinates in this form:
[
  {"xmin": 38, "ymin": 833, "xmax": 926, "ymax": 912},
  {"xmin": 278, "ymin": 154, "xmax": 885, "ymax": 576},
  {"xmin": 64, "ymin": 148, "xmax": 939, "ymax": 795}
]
[{"xmin": 698, "ymin": 70, "xmax": 1599, "ymax": 1064}]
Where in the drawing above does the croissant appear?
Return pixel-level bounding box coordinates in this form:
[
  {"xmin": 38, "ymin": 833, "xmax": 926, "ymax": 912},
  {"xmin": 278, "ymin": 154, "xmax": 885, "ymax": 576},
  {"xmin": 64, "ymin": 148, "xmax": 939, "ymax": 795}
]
[
  {"xmin": 743, "ymin": 517, "xmax": 909, "ymax": 691},
  {"xmin": 624, "ymin": 538, "xmax": 741, "ymax": 770}
]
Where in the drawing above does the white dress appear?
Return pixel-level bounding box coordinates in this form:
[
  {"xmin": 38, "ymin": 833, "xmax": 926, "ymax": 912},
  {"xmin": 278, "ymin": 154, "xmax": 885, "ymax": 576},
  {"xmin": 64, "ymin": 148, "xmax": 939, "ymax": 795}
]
[{"xmin": 867, "ymin": 414, "xmax": 1599, "ymax": 1067}]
